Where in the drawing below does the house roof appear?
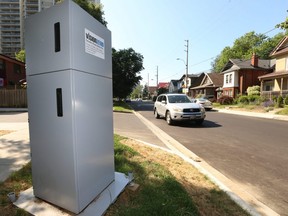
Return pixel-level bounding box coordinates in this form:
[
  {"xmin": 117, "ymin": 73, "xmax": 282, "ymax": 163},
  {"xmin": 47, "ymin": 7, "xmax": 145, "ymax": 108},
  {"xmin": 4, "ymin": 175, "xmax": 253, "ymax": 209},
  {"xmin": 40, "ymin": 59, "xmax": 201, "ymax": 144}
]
[
  {"xmin": 190, "ymin": 73, "xmax": 204, "ymax": 87},
  {"xmin": 191, "ymin": 72, "xmax": 222, "ymax": 90},
  {"xmin": 158, "ymin": 82, "xmax": 169, "ymax": 89},
  {"xmin": 169, "ymin": 80, "xmax": 178, "ymax": 87},
  {"xmin": 207, "ymin": 72, "xmax": 223, "ymax": 86},
  {"xmin": 270, "ymin": 36, "xmax": 288, "ymax": 57},
  {"xmin": 148, "ymin": 86, "xmax": 157, "ymax": 94},
  {"xmin": 221, "ymin": 58, "xmax": 274, "ymax": 73},
  {"xmin": 179, "ymin": 73, "xmax": 199, "ymax": 80},
  {"xmin": 258, "ymin": 71, "xmax": 288, "ymax": 80},
  {"xmin": 0, "ymin": 54, "xmax": 25, "ymax": 66}
]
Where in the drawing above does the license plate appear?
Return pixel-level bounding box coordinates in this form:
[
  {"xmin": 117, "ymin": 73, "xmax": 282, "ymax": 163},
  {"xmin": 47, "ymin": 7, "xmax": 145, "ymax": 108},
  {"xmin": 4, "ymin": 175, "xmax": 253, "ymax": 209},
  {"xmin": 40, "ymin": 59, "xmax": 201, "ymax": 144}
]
[{"xmin": 190, "ymin": 115, "xmax": 201, "ymax": 119}]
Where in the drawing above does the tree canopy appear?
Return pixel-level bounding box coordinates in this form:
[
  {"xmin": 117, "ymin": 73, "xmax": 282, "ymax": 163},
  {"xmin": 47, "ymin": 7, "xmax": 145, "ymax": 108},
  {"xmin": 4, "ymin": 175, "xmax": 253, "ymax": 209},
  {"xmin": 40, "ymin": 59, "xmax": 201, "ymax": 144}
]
[
  {"xmin": 73, "ymin": 0, "xmax": 107, "ymax": 26},
  {"xmin": 275, "ymin": 17, "xmax": 288, "ymax": 31},
  {"xmin": 211, "ymin": 31, "xmax": 285, "ymax": 72},
  {"xmin": 130, "ymin": 84, "xmax": 143, "ymax": 99},
  {"xmin": 15, "ymin": 50, "xmax": 25, "ymax": 63},
  {"xmin": 112, "ymin": 48, "xmax": 144, "ymax": 99}
]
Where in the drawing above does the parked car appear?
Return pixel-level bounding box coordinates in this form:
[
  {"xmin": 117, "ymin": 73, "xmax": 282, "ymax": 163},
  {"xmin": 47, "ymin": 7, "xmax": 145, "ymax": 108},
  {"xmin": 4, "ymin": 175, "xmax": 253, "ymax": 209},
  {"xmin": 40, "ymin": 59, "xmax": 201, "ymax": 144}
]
[
  {"xmin": 203, "ymin": 95, "xmax": 216, "ymax": 102},
  {"xmin": 153, "ymin": 93, "xmax": 206, "ymax": 125},
  {"xmin": 191, "ymin": 98, "xmax": 213, "ymax": 111}
]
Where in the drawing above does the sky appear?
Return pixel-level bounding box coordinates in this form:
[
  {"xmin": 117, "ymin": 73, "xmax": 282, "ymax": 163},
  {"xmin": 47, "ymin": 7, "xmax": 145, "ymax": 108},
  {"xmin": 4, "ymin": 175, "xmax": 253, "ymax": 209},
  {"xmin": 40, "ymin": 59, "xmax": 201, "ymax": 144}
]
[{"xmin": 101, "ymin": 0, "xmax": 287, "ymax": 86}]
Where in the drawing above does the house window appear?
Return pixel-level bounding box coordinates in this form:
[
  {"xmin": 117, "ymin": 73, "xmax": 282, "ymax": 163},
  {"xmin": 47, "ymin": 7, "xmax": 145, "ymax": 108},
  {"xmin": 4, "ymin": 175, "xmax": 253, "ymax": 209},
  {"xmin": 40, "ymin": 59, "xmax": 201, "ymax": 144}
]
[
  {"xmin": 225, "ymin": 74, "xmax": 233, "ymax": 84},
  {"xmin": 0, "ymin": 59, "xmax": 4, "ymax": 70},
  {"xmin": 265, "ymin": 85, "xmax": 271, "ymax": 91},
  {"xmin": 14, "ymin": 64, "xmax": 21, "ymax": 74}
]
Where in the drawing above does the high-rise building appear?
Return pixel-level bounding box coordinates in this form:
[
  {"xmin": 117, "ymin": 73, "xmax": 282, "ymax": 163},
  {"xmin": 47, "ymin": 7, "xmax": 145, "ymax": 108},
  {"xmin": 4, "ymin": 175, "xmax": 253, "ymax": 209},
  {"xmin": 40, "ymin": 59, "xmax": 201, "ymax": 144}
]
[
  {"xmin": 0, "ymin": 0, "xmax": 101, "ymax": 58},
  {"xmin": 0, "ymin": 0, "xmax": 55, "ymax": 57}
]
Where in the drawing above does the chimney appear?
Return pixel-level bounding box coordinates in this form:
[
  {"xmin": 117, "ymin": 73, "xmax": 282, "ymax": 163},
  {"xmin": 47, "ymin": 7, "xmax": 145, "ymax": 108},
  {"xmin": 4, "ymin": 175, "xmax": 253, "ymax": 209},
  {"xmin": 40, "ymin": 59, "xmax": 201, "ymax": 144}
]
[{"xmin": 251, "ymin": 53, "xmax": 258, "ymax": 67}]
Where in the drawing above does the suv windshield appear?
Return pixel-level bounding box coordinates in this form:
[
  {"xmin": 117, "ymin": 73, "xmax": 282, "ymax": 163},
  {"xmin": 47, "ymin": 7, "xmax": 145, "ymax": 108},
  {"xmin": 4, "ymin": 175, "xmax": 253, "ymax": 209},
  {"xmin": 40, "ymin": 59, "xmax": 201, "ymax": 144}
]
[{"xmin": 168, "ymin": 95, "xmax": 191, "ymax": 103}]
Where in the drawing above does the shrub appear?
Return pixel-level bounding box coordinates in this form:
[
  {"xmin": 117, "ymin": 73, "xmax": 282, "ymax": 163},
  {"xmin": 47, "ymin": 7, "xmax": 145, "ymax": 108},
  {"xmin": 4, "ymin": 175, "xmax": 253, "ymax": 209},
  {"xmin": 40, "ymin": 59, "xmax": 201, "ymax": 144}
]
[
  {"xmin": 262, "ymin": 99, "xmax": 274, "ymax": 107},
  {"xmin": 217, "ymin": 95, "xmax": 234, "ymax": 105},
  {"xmin": 247, "ymin": 85, "xmax": 260, "ymax": 96},
  {"xmin": 248, "ymin": 95, "xmax": 261, "ymax": 104},
  {"xmin": 284, "ymin": 95, "xmax": 288, "ymax": 105},
  {"xmin": 272, "ymin": 95, "xmax": 278, "ymax": 102},
  {"xmin": 276, "ymin": 95, "xmax": 284, "ymax": 108},
  {"xmin": 237, "ymin": 95, "xmax": 249, "ymax": 104}
]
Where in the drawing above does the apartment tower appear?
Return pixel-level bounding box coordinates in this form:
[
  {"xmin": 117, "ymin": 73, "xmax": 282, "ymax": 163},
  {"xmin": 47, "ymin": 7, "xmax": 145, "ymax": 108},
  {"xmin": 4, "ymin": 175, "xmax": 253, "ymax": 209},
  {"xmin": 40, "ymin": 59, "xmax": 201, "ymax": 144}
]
[{"xmin": 0, "ymin": 0, "xmax": 55, "ymax": 57}]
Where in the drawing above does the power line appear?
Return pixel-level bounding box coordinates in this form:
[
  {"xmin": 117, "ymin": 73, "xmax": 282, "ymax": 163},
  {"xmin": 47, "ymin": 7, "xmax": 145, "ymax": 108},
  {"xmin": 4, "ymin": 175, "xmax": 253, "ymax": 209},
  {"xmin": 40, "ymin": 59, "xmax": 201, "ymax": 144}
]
[{"xmin": 158, "ymin": 26, "xmax": 281, "ymax": 83}]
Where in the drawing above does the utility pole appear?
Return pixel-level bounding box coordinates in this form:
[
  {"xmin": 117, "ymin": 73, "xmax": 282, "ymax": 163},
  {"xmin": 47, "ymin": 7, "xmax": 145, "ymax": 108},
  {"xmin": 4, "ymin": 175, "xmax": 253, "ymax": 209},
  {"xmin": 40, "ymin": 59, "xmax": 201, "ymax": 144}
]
[
  {"xmin": 147, "ymin": 73, "xmax": 149, "ymax": 90},
  {"xmin": 156, "ymin": 66, "xmax": 158, "ymax": 88},
  {"xmin": 176, "ymin": 39, "xmax": 189, "ymax": 95},
  {"xmin": 184, "ymin": 40, "xmax": 189, "ymax": 94}
]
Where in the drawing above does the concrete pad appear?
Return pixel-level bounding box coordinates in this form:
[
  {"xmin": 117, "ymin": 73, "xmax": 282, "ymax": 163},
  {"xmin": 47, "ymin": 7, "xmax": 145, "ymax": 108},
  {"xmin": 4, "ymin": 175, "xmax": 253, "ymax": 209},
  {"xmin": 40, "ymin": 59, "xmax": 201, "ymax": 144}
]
[{"xmin": 14, "ymin": 172, "xmax": 130, "ymax": 216}]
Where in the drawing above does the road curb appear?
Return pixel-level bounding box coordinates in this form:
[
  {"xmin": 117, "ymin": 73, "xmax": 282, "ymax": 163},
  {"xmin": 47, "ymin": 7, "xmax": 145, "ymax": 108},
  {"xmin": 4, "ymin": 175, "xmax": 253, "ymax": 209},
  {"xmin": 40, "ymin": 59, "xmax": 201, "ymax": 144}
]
[
  {"xmin": 133, "ymin": 110, "xmax": 279, "ymax": 216},
  {"xmin": 214, "ymin": 108, "xmax": 288, "ymax": 121}
]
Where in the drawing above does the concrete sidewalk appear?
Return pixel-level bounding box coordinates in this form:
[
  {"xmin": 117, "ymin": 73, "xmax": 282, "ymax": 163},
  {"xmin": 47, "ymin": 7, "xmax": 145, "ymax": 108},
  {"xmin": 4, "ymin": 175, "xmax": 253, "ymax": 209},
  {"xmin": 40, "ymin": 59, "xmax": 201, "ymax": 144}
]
[
  {"xmin": 0, "ymin": 119, "xmax": 30, "ymax": 182},
  {"xmin": 215, "ymin": 107, "xmax": 288, "ymax": 121}
]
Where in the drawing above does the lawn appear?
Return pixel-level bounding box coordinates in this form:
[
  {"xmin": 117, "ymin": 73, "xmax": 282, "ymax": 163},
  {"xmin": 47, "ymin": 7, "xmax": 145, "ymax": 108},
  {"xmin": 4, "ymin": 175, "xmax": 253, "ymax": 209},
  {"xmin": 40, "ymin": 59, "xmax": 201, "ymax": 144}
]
[
  {"xmin": 113, "ymin": 100, "xmax": 133, "ymax": 113},
  {"xmin": 0, "ymin": 134, "xmax": 250, "ymax": 216}
]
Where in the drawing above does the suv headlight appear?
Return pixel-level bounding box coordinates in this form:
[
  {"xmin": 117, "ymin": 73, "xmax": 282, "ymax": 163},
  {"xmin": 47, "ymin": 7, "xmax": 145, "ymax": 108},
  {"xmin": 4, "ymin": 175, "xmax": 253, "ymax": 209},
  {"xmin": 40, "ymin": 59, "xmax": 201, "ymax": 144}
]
[
  {"xmin": 201, "ymin": 107, "xmax": 205, "ymax": 112},
  {"xmin": 172, "ymin": 107, "xmax": 182, "ymax": 112}
]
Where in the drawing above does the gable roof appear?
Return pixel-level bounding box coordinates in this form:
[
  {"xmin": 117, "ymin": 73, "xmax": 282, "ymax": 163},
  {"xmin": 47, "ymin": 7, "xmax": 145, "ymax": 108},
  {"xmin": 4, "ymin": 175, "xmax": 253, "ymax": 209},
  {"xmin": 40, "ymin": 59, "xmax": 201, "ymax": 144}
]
[
  {"xmin": 270, "ymin": 36, "xmax": 288, "ymax": 57},
  {"xmin": 199, "ymin": 72, "xmax": 223, "ymax": 87},
  {"xmin": 169, "ymin": 80, "xmax": 178, "ymax": 88},
  {"xmin": 177, "ymin": 73, "xmax": 204, "ymax": 88},
  {"xmin": 221, "ymin": 58, "xmax": 274, "ymax": 73},
  {"xmin": 191, "ymin": 72, "xmax": 222, "ymax": 90},
  {"xmin": 207, "ymin": 72, "xmax": 223, "ymax": 86}
]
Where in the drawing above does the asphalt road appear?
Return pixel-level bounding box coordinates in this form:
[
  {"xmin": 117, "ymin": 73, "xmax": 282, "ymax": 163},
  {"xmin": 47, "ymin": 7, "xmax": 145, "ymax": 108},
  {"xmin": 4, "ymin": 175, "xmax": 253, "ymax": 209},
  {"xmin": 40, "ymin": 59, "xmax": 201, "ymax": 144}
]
[{"xmin": 130, "ymin": 100, "xmax": 288, "ymax": 216}]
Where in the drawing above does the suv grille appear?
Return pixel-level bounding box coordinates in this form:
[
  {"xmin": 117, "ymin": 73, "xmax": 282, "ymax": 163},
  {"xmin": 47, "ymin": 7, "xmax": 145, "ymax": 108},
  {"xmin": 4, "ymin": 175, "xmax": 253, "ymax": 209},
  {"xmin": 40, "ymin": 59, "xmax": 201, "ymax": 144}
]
[{"xmin": 183, "ymin": 108, "xmax": 200, "ymax": 113}]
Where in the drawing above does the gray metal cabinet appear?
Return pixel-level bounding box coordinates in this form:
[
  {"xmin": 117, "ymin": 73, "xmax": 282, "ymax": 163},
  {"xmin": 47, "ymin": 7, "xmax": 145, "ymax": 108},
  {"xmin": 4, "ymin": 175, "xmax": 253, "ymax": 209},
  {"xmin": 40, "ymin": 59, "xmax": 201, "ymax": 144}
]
[{"xmin": 25, "ymin": 0, "xmax": 114, "ymax": 213}]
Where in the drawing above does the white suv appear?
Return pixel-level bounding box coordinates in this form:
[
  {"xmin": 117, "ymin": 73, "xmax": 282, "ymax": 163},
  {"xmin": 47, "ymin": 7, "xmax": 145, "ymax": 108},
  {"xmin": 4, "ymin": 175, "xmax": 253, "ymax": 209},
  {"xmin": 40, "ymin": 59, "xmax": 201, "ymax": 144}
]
[{"xmin": 154, "ymin": 93, "xmax": 206, "ymax": 125}]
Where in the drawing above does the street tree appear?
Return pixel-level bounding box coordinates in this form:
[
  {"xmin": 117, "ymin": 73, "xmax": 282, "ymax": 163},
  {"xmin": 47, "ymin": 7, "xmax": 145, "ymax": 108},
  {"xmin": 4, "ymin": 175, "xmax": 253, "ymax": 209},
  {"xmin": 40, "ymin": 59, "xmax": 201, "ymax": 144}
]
[
  {"xmin": 73, "ymin": 0, "xmax": 107, "ymax": 26},
  {"xmin": 130, "ymin": 84, "xmax": 143, "ymax": 99},
  {"xmin": 212, "ymin": 31, "xmax": 284, "ymax": 72},
  {"xmin": 276, "ymin": 17, "xmax": 288, "ymax": 32},
  {"xmin": 15, "ymin": 0, "xmax": 106, "ymax": 61},
  {"xmin": 142, "ymin": 85, "xmax": 149, "ymax": 98},
  {"xmin": 112, "ymin": 48, "xmax": 144, "ymax": 99},
  {"xmin": 15, "ymin": 50, "xmax": 25, "ymax": 62},
  {"xmin": 157, "ymin": 87, "xmax": 168, "ymax": 95}
]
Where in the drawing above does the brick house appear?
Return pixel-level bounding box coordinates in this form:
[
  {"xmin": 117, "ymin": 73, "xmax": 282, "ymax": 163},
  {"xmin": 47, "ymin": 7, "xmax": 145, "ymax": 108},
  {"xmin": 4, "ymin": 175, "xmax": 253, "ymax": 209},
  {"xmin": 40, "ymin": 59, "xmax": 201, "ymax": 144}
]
[
  {"xmin": 0, "ymin": 54, "xmax": 26, "ymax": 88},
  {"xmin": 221, "ymin": 54, "xmax": 274, "ymax": 98}
]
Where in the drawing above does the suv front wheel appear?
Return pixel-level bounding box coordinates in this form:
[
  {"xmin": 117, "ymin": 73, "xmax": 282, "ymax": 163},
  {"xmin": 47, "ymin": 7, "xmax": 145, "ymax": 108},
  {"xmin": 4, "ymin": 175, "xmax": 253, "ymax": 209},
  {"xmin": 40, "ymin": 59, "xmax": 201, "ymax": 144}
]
[
  {"xmin": 154, "ymin": 108, "xmax": 160, "ymax": 119},
  {"xmin": 166, "ymin": 111, "xmax": 174, "ymax": 125}
]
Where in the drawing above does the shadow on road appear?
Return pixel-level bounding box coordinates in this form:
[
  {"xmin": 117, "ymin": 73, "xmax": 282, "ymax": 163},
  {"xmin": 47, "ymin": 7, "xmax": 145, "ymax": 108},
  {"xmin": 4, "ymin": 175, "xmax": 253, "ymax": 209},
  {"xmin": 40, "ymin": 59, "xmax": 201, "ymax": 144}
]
[{"xmin": 170, "ymin": 119, "xmax": 222, "ymax": 128}]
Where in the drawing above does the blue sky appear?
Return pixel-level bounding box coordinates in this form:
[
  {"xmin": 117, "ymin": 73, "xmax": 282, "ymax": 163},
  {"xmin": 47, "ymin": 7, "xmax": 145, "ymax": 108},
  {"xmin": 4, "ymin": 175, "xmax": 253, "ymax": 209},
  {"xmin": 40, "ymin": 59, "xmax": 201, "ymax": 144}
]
[{"xmin": 101, "ymin": 0, "xmax": 287, "ymax": 86}]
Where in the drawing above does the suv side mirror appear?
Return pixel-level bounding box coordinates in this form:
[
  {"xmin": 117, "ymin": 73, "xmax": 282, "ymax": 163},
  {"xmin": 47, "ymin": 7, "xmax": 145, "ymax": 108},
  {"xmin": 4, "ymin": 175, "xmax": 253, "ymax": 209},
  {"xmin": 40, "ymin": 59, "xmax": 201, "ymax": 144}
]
[{"xmin": 161, "ymin": 100, "xmax": 166, "ymax": 104}]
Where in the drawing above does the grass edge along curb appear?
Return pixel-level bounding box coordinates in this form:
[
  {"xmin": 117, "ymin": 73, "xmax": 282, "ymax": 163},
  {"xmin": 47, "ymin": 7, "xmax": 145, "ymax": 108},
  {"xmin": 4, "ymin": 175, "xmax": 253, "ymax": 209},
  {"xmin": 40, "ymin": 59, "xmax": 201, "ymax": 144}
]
[{"xmin": 0, "ymin": 134, "xmax": 250, "ymax": 216}]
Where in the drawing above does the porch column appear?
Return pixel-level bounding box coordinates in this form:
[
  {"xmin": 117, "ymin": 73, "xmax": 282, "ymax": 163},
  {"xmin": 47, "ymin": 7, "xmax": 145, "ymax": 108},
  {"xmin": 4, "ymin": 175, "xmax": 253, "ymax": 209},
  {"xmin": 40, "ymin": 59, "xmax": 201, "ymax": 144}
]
[
  {"xmin": 281, "ymin": 77, "xmax": 283, "ymax": 96},
  {"xmin": 260, "ymin": 80, "xmax": 263, "ymax": 96}
]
